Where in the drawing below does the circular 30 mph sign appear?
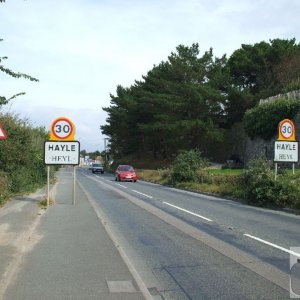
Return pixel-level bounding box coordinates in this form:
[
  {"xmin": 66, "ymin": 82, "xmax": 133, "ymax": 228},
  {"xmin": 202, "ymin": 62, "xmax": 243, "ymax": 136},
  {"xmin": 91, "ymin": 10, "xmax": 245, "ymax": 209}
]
[
  {"xmin": 278, "ymin": 119, "xmax": 295, "ymax": 141},
  {"xmin": 50, "ymin": 117, "xmax": 75, "ymax": 141}
]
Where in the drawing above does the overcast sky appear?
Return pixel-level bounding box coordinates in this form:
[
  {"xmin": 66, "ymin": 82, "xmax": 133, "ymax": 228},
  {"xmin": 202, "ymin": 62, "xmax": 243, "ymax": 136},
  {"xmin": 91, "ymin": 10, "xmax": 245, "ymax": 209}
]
[{"xmin": 1, "ymin": 0, "xmax": 299, "ymax": 152}]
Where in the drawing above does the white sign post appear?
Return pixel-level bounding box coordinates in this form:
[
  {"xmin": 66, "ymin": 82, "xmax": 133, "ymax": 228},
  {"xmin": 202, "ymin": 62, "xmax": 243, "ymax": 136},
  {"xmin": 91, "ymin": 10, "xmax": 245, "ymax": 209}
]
[
  {"xmin": 44, "ymin": 141, "xmax": 80, "ymax": 206},
  {"xmin": 45, "ymin": 117, "xmax": 79, "ymax": 207}
]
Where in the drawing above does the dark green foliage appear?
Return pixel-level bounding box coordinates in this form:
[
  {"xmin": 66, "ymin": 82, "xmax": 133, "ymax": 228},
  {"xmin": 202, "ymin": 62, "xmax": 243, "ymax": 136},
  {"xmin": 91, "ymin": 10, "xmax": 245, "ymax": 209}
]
[
  {"xmin": 170, "ymin": 149, "xmax": 208, "ymax": 183},
  {"xmin": 0, "ymin": 114, "xmax": 48, "ymax": 202},
  {"xmin": 241, "ymin": 159, "xmax": 300, "ymax": 208},
  {"xmin": 275, "ymin": 51, "xmax": 300, "ymax": 93},
  {"xmin": 228, "ymin": 38, "xmax": 300, "ymax": 103},
  {"xmin": 102, "ymin": 39, "xmax": 300, "ymax": 161},
  {"xmin": 243, "ymin": 99, "xmax": 300, "ymax": 139},
  {"xmin": 102, "ymin": 44, "xmax": 232, "ymax": 159},
  {"xmin": 241, "ymin": 160, "xmax": 277, "ymax": 206}
]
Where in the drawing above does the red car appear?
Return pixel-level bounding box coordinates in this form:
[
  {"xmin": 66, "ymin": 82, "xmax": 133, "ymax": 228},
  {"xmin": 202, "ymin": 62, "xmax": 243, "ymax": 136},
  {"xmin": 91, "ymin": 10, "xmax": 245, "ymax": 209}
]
[{"xmin": 115, "ymin": 165, "xmax": 138, "ymax": 182}]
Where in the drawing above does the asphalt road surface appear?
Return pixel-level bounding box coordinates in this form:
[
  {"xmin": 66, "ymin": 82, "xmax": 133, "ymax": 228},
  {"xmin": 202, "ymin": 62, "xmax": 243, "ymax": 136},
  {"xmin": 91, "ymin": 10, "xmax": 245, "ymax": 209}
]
[{"xmin": 78, "ymin": 167, "xmax": 300, "ymax": 299}]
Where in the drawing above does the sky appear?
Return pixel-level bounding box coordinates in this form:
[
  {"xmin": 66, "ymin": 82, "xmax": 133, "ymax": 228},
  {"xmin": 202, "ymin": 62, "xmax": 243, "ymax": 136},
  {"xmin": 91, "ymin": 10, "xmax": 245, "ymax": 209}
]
[{"xmin": 0, "ymin": 0, "xmax": 299, "ymax": 152}]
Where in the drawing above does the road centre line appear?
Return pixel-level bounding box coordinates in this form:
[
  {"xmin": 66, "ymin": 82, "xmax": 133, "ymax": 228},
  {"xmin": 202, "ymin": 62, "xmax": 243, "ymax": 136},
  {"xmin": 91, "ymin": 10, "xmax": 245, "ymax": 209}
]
[
  {"xmin": 115, "ymin": 183, "xmax": 128, "ymax": 189},
  {"xmin": 163, "ymin": 202, "xmax": 213, "ymax": 222},
  {"xmin": 131, "ymin": 190, "xmax": 153, "ymax": 199},
  {"xmin": 244, "ymin": 234, "xmax": 300, "ymax": 258}
]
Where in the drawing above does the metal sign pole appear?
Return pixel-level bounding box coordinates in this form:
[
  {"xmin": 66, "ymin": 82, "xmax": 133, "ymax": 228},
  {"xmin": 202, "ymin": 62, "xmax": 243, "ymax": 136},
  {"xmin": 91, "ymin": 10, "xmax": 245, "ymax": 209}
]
[
  {"xmin": 293, "ymin": 163, "xmax": 295, "ymax": 175},
  {"xmin": 47, "ymin": 166, "xmax": 50, "ymax": 207},
  {"xmin": 275, "ymin": 163, "xmax": 278, "ymax": 181},
  {"xmin": 73, "ymin": 166, "xmax": 76, "ymax": 205}
]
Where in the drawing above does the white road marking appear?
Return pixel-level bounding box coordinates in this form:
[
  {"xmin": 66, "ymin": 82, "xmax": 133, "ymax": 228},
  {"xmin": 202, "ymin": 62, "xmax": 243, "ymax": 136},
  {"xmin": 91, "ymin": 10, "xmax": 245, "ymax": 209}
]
[
  {"xmin": 131, "ymin": 190, "xmax": 153, "ymax": 199},
  {"xmin": 244, "ymin": 234, "xmax": 300, "ymax": 258},
  {"xmin": 115, "ymin": 183, "xmax": 128, "ymax": 189},
  {"xmin": 163, "ymin": 202, "xmax": 212, "ymax": 222}
]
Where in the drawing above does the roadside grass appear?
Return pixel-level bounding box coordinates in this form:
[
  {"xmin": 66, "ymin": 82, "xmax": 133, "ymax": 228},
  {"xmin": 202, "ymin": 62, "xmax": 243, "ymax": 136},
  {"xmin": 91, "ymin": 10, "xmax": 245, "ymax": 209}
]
[
  {"xmin": 0, "ymin": 166, "xmax": 58, "ymax": 208},
  {"xmin": 39, "ymin": 198, "xmax": 55, "ymax": 208},
  {"xmin": 137, "ymin": 169, "xmax": 170, "ymax": 185},
  {"xmin": 121, "ymin": 155, "xmax": 300, "ymax": 211},
  {"xmin": 137, "ymin": 166, "xmax": 300, "ymax": 209},
  {"xmin": 175, "ymin": 182, "xmax": 244, "ymax": 199},
  {"xmin": 285, "ymin": 168, "xmax": 300, "ymax": 175},
  {"xmin": 207, "ymin": 168, "xmax": 243, "ymax": 175},
  {"xmin": 137, "ymin": 168, "xmax": 244, "ymax": 199}
]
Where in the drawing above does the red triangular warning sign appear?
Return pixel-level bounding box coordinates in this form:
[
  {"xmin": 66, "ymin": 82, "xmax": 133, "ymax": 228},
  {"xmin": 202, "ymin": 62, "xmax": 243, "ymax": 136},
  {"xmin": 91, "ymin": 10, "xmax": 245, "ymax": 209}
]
[{"xmin": 0, "ymin": 124, "xmax": 7, "ymax": 140}]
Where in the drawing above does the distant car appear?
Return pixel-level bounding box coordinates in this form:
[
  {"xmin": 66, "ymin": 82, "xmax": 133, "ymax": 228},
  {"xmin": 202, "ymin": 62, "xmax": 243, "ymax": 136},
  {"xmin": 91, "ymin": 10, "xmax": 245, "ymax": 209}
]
[
  {"xmin": 91, "ymin": 163, "xmax": 104, "ymax": 174},
  {"xmin": 115, "ymin": 165, "xmax": 137, "ymax": 182}
]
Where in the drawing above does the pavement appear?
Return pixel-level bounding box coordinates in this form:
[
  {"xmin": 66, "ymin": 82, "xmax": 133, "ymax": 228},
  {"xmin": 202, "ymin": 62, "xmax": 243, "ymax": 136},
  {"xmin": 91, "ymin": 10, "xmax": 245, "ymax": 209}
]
[{"xmin": 0, "ymin": 168, "xmax": 148, "ymax": 300}]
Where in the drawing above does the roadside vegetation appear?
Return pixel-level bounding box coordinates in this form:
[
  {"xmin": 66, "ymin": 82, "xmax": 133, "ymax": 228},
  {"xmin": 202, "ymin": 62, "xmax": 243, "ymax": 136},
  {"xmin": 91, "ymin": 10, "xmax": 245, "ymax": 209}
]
[
  {"xmin": 137, "ymin": 150, "xmax": 300, "ymax": 211},
  {"xmin": 102, "ymin": 37, "xmax": 300, "ymax": 211},
  {"xmin": 0, "ymin": 38, "xmax": 52, "ymax": 206},
  {"xmin": 102, "ymin": 38, "xmax": 300, "ymax": 162},
  {"xmin": 0, "ymin": 114, "xmax": 55, "ymax": 206}
]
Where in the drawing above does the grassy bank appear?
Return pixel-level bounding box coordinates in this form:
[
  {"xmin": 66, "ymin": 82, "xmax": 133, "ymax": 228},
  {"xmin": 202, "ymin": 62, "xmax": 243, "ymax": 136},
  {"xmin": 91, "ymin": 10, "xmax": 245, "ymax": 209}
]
[
  {"xmin": 137, "ymin": 168, "xmax": 243, "ymax": 198},
  {"xmin": 137, "ymin": 164, "xmax": 300, "ymax": 211},
  {"xmin": 0, "ymin": 166, "xmax": 58, "ymax": 207}
]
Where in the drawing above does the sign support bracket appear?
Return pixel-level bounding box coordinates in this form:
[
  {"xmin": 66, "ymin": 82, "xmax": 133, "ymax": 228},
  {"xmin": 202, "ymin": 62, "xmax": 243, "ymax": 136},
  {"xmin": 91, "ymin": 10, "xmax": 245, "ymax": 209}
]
[
  {"xmin": 73, "ymin": 166, "xmax": 76, "ymax": 205},
  {"xmin": 47, "ymin": 166, "xmax": 50, "ymax": 207}
]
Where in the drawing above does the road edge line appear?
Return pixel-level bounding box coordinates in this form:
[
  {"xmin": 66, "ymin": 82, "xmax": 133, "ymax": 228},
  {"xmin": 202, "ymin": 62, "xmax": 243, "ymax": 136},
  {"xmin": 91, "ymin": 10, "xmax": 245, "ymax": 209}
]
[
  {"xmin": 77, "ymin": 180, "xmax": 153, "ymax": 300},
  {"xmin": 87, "ymin": 176, "xmax": 290, "ymax": 293}
]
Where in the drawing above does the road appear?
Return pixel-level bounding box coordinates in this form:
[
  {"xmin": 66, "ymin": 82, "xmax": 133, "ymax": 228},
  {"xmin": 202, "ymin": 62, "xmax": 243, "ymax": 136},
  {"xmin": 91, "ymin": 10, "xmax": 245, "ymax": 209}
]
[{"xmin": 77, "ymin": 167, "xmax": 300, "ymax": 299}]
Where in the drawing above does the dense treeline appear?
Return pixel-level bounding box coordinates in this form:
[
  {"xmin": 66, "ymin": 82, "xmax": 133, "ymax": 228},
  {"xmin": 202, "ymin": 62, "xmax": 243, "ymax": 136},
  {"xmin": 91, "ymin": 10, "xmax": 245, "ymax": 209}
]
[{"xmin": 101, "ymin": 39, "xmax": 300, "ymax": 161}]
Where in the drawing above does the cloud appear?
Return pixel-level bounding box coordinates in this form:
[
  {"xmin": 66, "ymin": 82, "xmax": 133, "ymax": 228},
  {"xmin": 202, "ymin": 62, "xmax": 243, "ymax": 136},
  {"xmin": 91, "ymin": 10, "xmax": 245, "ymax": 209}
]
[{"xmin": 1, "ymin": 0, "xmax": 300, "ymax": 151}]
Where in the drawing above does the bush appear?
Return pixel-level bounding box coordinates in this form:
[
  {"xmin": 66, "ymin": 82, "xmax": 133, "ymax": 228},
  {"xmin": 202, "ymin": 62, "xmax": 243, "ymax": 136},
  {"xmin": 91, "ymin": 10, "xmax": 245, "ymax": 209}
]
[
  {"xmin": 243, "ymin": 99, "xmax": 300, "ymax": 140},
  {"xmin": 0, "ymin": 114, "xmax": 49, "ymax": 204},
  {"xmin": 170, "ymin": 149, "xmax": 209, "ymax": 183},
  {"xmin": 275, "ymin": 176, "xmax": 300, "ymax": 209},
  {"xmin": 241, "ymin": 159, "xmax": 300, "ymax": 208},
  {"xmin": 0, "ymin": 171, "xmax": 9, "ymax": 205}
]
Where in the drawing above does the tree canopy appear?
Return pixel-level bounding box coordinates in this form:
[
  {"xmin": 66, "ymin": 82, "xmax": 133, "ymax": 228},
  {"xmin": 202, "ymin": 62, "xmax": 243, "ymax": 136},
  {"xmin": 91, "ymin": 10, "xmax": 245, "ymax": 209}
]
[
  {"xmin": 228, "ymin": 38, "xmax": 300, "ymax": 101},
  {"xmin": 0, "ymin": 39, "xmax": 39, "ymax": 106},
  {"xmin": 101, "ymin": 38, "xmax": 300, "ymax": 161}
]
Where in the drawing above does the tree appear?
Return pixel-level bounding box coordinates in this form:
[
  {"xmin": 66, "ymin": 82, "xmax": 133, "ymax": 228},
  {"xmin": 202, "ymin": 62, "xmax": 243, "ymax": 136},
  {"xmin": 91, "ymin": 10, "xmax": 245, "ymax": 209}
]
[
  {"xmin": 1, "ymin": 39, "xmax": 39, "ymax": 106},
  {"xmin": 102, "ymin": 44, "xmax": 231, "ymax": 159},
  {"xmin": 136, "ymin": 44, "xmax": 234, "ymax": 158},
  {"xmin": 101, "ymin": 39, "xmax": 300, "ymax": 162},
  {"xmin": 274, "ymin": 50, "xmax": 300, "ymax": 92},
  {"xmin": 101, "ymin": 85, "xmax": 141, "ymax": 158},
  {"xmin": 228, "ymin": 38, "xmax": 300, "ymax": 103}
]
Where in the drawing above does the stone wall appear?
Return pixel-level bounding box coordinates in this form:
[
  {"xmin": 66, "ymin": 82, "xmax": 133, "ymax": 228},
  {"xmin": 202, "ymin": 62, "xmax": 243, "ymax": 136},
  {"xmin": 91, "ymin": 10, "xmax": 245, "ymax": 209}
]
[
  {"xmin": 259, "ymin": 89, "xmax": 300, "ymax": 104},
  {"xmin": 244, "ymin": 90, "xmax": 300, "ymax": 166}
]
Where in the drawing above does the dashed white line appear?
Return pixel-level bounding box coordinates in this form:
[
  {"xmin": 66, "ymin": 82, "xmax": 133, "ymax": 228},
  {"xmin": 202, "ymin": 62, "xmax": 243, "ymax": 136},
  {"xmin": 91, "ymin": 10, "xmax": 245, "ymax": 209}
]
[
  {"xmin": 244, "ymin": 233, "xmax": 300, "ymax": 258},
  {"xmin": 163, "ymin": 202, "xmax": 212, "ymax": 222},
  {"xmin": 115, "ymin": 183, "xmax": 128, "ymax": 189},
  {"xmin": 131, "ymin": 190, "xmax": 153, "ymax": 199}
]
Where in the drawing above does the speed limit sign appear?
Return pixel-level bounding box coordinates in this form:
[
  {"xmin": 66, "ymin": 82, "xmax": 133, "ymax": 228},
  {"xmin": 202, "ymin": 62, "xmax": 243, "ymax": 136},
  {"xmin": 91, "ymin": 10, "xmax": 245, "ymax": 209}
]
[
  {"xmin": 278, "ymin": 119, "xmax": 296, "ymax": 141},
  {"xmin": 50, "ymin": 117, "xmax": 75, "ymax": 141}
]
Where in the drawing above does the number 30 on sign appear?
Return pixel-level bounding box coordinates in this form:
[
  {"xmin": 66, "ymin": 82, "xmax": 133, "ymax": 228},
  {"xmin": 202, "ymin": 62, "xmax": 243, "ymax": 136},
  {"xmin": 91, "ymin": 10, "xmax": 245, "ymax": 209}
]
[
  {"xmin": 50, "ymin": 117, "xmax": 75, "ymax": 141},
  {"xmin": 278, "ymin": 119, "xmax": 295, "ymax": 141}
]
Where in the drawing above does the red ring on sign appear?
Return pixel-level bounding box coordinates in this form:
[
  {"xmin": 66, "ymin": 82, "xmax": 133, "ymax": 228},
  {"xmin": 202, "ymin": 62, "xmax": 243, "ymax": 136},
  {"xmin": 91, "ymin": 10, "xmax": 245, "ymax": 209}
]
[
  {"xmin": 279, "ymin": 119, "xmax": 294, "ymax": 139},
  {"xmin": 51, "ymin": 118, "xmax": 73, "ymax": 139}
]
